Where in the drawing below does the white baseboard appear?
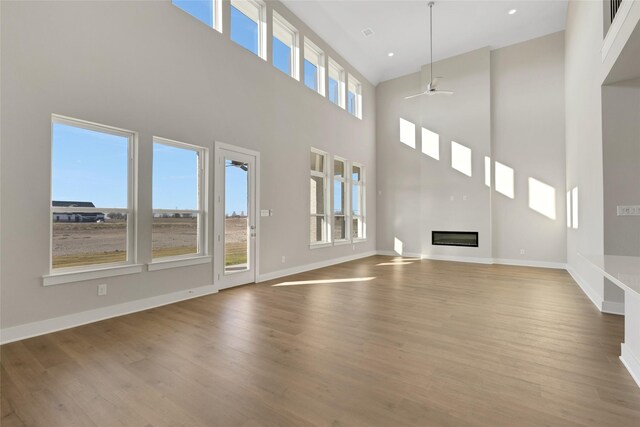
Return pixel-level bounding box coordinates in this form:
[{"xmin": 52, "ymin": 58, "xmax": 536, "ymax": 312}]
[
  {"xmin": 621, "ymin": 344, "xmax": 640, "ymax": 389},
  {"xmin": 602, "ymin": 300, "xmax": 625, "ymax": 315},
  {"xmin": 566, "ymin": 265, "xmax": 603, "ymax": 311},
  {"xmin": 0, "ymin": 285, "xmax": 217, "ymax": 345},
  {"xmin": 257, "ymin": 251, "xmax": 378, "ymax": 283},
  {"xmin": 493, "ymin": 258, "xmax": 566, "ymax": 269},
  {"xmin": 377, "ymin": 251, "xmax": 562, "ymax": 268}
]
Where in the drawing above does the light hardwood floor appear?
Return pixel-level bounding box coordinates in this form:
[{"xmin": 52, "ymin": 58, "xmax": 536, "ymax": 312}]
[{"xmin": 2, "ymin": 256, "xmax": 640, "ymax": 426}]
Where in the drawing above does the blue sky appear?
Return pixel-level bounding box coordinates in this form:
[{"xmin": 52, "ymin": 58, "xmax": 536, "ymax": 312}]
[
  {"xmin": 304, "ymin": 60, "xmax": 318, "ymax": 90},
  {"xmin": 153, "ymin": 143, "xmax": 198, "ymax": 210},
  {"xmin": 173, "ymin": 0, "xmax": 214, "ymax": 27},
  {"xmin": 328, "ymin": 77, "xmax": 339, "ymax": 104},
  {"xmin": 348, "ymin": 91, "xmax": 356, "ymax": 114},
  {"xmin": 273, "ymin": 37, "xmax": 291, "ymax": 75},
  {"xmin": 230, "ymin": 6, "xmax": 259, "ymax": 55},
  {"xmin": 52, "ymin": 123, "xmax": 129, "ymax": 208},
  {"xmin": 53, "ymin": 123, "xmax": 249, "ymax": 215},
  {"xmin": 225, "ymin": 161, "xmax": 248, "ymax": 216}
]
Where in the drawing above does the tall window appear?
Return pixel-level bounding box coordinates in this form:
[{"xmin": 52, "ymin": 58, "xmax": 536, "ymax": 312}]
[
  {"xmin": 310, "ymin": 149, "xmax": 329, "ymax": 245},
  {"xmin": 230, "ymin": 0, "xmax": 266, "ymax": 59},
  {"xmin": 152, "ymin": 138, "xmax": 207, "ymax": 260},
  {"xmin": 333, "ymin": 158, "xmax": 348, "ymax": 242},
  {"xmin": 328, "ymin": 58, "xmax": 345, "ymax": 108},
  {"xmin": 50, "ymin": 116, "xmax": 135, "ymax": 270},
  {"xmin": 272, "ymin": 11, "xmax": 299, "ymax": 79},
  {"xmin": 172, "ymin": 0, "xmax": 222, "ymax": 31},
  {"xmin": 304, "ymin": 38, "xmax": 325, "ymax": 96},
  {"xmin": 352, "ymin": 163, "xmax": 366, "ymax": 240},
  {"xmin": 348, "ymin": 74, "xmax": 362, "ymax": 119}
]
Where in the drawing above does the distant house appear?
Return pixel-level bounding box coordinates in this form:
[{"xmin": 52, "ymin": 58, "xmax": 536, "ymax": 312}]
[{"xmin": 52, "ymin": 201, "xmax": 105, "ymax": 222}]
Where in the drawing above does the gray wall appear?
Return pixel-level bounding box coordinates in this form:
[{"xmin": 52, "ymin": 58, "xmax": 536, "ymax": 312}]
[
  {"xmin": 491, "ymin": 32, "xmax": 566, "ymax": 264},
  {"xmin": 0, "ymin": 0, "xmax": 376, "ymax": 329},
  {"xmin": 603, "ymin": 80, "xmax": 640, "ymax": 257},
  {"xmin": 376, "ymin": 35, "xmax": 567, "ymax": 266}
]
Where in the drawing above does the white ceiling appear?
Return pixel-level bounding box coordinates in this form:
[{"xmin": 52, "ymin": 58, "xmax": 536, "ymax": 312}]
[{"xmin": 280, "ymin": 0, "xmax": 568, "ymax": 85}]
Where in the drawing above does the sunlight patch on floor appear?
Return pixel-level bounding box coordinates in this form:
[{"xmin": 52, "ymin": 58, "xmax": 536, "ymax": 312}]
[{"xmin": 272, "ymin": 277, "xmax": 376, "ymax": 287}]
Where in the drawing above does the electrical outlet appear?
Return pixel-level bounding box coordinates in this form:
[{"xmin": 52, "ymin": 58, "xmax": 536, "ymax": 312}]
[
  {"xmin": 617, "ymin": 205, "xmax": 640, "ymax": 216},
  {"xmin": 281, "ymin": 255, "xmax": 285, "ymax": 264},
  {"xmin": 520, "ymin": 249, "xmax": 525, "ymax": 255},
  {"xmin": 97, "ymin": 284, "xmax": 107, "ymax": 296}
]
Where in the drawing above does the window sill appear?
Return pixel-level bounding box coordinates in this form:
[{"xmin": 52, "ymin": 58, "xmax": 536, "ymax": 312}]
[
  {"xmin": 334, "ymin": 240, "xmax": 351, "ymax": 246},
  {"xmin": 310, "ymin": 242, "xmax": 333, "ymax": 250},
  {"xmin": 352, "ymin": 238, "xmax": 367, "ymax": 244},
  {"xmin": 43, "ymin": 264, "xmax": 143, "ymax": 286},
  {"xmin": 147, "ymin": 256, "xmax": 212, "ymax": 272}
]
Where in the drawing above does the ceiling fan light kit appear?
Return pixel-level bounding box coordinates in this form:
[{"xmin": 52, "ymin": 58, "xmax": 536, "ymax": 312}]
[{"xmin": 405, "ymin": 1, "xmax": 454, "ymax": 99}]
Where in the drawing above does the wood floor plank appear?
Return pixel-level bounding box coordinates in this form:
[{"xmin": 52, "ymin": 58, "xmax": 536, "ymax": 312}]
[{"xmin": 2, "ymin": 256, "xmax": 640, "ymax": 426}]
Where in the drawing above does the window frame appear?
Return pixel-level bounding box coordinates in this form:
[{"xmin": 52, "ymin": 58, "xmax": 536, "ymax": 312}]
[
  {"xmin": 347, "ymin": 74, "xmax": 363, "ymax": 119},
  {"xmin": 172, "ymin": 0, "xmax": 223, "ymax": 32},
  {"xmin": 310, "ymin": 148, "xmax": 331, "ymax": 247},
  {"xmin": 150, "ymin": 137, "xmax": 209, "ymax": 266},
  {"xmin": 332, "ymin": 156, "xmax": 350, "ymax": 245},
  {"xmin": 272, "ymin": 10, "xmax": 299, "ymax": 80},
  {"xmin": 48, "ymin": 115, "xmax": 139, "ymax": 277},
  {"xmin": 230, "ymin": 0, "xmax": 267, "ymax": 60},
  {"xmin": 328, "ymin": 58, "xmax": 346, "ymax": 109},
  {"xmin": 351, "ymin": 162, "xmax": 366, "ymax": 242},
  {"xmin": 303, "ymin": 37, "xmax": 326, "ymax": 96}
]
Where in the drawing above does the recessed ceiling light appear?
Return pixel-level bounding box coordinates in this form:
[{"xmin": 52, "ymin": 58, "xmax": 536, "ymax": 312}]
[
  {"xmin": 508, "ymin": 9, "xmax": 517, "ymax": 15},
  {"xmin": 388, "ymin": 52, "xmax": 395, "ymax": 57}
]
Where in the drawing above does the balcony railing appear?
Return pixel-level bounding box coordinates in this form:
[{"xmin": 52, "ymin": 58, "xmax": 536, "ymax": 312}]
[{"xmin": 610, "ymin": 0, "xmax": 623, "ymax": 23}]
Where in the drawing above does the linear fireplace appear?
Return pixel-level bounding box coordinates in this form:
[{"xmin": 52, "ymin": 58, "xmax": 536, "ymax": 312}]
[{"xmin": 432, "ymin": 231, "xmax": 479, "ymax": 248}]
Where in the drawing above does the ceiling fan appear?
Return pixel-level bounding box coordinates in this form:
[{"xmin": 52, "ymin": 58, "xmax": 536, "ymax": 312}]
[{"xmin": 405, "ymin": 1, "xmax": 453, "ymax": 99}]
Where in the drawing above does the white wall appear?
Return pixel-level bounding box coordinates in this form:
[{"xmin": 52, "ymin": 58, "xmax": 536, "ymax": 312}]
[
  {"xmin": 0, "ymin": 0, "xmax": 376, "ymax": 332},
  {"xmin": 376, "ymin": 48, "xmax": 492, "ymax": 261},
  {"xmin": 564, "ymin": 0, "xmax": 619, "ymax": 308},
  {"xmin": 376, "ymin": 35, "xmax": 567, "ymax": 267},
  {"xmin": 491, "ymin": 32, "xmax": 567, "ymax": 265}
]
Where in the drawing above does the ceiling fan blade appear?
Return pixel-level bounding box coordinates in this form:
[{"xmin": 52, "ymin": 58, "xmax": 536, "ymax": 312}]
[
  {"xmin": 432, "ymin": 90, "xmax": 454, "ymax": 95},
  {"xmin": 404, "ymin": 91, "xmax": 428, "ymax": 99}
]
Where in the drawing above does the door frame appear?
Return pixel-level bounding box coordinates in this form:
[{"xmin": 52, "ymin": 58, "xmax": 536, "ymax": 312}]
[{"xmin": 214, "ymin": 141, "xmax": 261, "ymax": 289}]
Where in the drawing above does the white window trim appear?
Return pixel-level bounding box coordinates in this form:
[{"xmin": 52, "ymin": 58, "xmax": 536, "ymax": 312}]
[
  {"xmin": 149, "ymin": 137, "xmax": 209, "ymax": 266},
  {"xmin": 304, "ymin": 38, "xmax": 326, "ymax": 96},
  {"xmin": 348, "ymin": 74, "xmax": 363, "ymax": 119},
  {"xmin": 213, "ymin": 0, "xmax": 223, "ymax": 33},
  {"xmin": 230, "ymin": 0, "xmax": 267, "ymax": 60},
  {"xmin": 328, "ymin": 58, "xmax": 346, "ymax": 109},
  {"xmin": 43, "ymin": 264, "xmax": 144, "ymax": 286},
  {"xmin": 272, "ymin": 10, "xmax": 299, "ymax": 80},
  {"xmin": 310, "ymin": 148, "xmax": 330, "ymax": 247},
  {"xmin": 147, "ymin": 255, "xmax": 212, "ymax": 272},
  {"xmin": 332, "ymin": 156, "xmax": 350, "ymax": 244},
  {"xmin": 352, "ymin": 161, "xmax": 366, "ymax": 242},
  {"xmin": 48, "ymin": 115, "xmax": 138, "ymax": 280}
]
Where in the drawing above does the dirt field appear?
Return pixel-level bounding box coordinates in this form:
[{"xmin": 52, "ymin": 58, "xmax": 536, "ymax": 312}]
[{"xmin": 52, "ymin": 217, "xmax": 248, "ymax": 269}]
